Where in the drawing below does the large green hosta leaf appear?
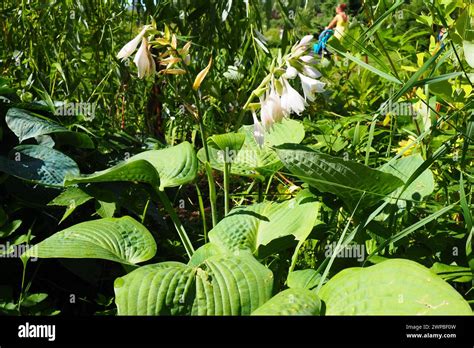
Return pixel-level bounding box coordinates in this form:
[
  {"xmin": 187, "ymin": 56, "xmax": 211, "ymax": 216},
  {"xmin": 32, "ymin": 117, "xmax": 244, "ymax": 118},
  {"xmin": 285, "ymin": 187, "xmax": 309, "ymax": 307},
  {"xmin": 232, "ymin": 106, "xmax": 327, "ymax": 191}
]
[
  {"xmin": 114, "ymin": 251, "xmax": 273, "ymax": 315},
  {"xmin": 276, "ymin": 144, "xmax": 404, "ymax": 210},
  {"xmin": 65, "ymin": 141, "xmax": 197, "ymax": 190},
  {"xmin": 23, "ymin": 216, "xmax": 156, "ymax": 265},
  {"xmin": 6, "ymin": 107, "xmax": 94, "ymax": 148},
  {"xmin": 319, "ymin": 259, "xmax": 472, "ymax": 315},
  {"xmin": 198, "ymin": 119, "xmax": 305, "ymax": 178},
  {"xmin": 381, "ymin": 154, "xmax": 435, "ymax": 203},
  {"xmin": 208, "ymin": 197, "xmax": 320, "ymax": 257},
  {"xmin": 252, "ymin": 288, "xmax": 321, "ymax": 315},
  {"xmin": 0, "ymin": 145, "xmax": 80, "ymax": 187}
]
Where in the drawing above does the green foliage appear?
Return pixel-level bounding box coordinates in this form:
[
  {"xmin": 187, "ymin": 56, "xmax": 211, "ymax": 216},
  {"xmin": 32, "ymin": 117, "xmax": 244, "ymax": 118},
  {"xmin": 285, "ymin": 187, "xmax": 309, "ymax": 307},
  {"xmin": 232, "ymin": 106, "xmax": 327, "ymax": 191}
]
[
  {"xmin": 66, "ymin": 142, "xmax": 198, "ymax": 190},
  {"xmin": 0, "ymin": 0, "xmax": 472, "ymax": 318},
  {"xmin": 114, "ymin": 250, "xmax": 273, "ymax": 315},
  {"xmin": 198, "ymin": 118, "xmax": 305, "ymax": 178},
  {"xmin": 0, "ymin": 145, "xmax": 80, "ymax": 187},
  {"xmin": 208, "ymin": 196, "xmax": 320, "ymax": 257},
  {"xmin": 319, "ymin": 259, "xmax": 472, "ymax": 315},
  {"xmin": 276, "ymin": 144, "xmax": 404, "ymax": 210},
  {"xmin": 24, "ymin": 217, "xmax": 157, "ymax": 265},
  {"xmin": 252, "ymin": 288, "xmax": 321, "ymax": 315}
]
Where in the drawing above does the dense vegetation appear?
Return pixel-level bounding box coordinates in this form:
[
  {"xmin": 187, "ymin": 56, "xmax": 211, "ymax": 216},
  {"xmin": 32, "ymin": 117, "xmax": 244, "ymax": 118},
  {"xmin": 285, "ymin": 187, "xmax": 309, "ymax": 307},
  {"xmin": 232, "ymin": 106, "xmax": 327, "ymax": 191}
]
[{"xmin": 0, "ymin": 0, "xmax": 472, "ymax": 316}]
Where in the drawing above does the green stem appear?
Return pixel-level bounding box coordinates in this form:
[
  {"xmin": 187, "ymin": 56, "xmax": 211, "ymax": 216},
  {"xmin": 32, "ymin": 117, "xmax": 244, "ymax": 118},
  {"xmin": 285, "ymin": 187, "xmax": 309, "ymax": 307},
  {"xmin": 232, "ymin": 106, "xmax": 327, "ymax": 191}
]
[
  {"xmin": 205, "ymin": 162, "xmax": 218, "ymax": 227},
  {"xmin": 223, "ymin": 162, "xmax": 231, "ymax": 216},
  {"xmin": 265, "ymin": 173, "xmax": 275, "ymax": 197},
  {"xmin": 197, "ymin": 109, "xmax": 217, "ymax": 227},
  {"xmin": 156, "ymin": 189, "xmax": 194, "ymax": 258},
  {"xmin": 195, "ymin": 184, "xmax": 208, "ymax": 243}
]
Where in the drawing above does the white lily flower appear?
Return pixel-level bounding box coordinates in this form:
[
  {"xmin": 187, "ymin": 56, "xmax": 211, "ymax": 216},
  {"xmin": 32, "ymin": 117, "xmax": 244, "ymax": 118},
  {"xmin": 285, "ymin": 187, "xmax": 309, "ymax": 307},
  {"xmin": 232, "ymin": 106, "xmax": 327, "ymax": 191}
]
[
  {"xmin": 117, "ymin": 25, "xmax": 151, "ymax": 60},
  {"xmin": 302, "ymin": 65, "xmax": 321, "ymax": 79},
  {"xmin": 252, "ymin": 111, "xmax": 265, "ymax": 147},
  {"xmin": 295, "ymin": 35, "xmax": 313, "ymax": 49},
  {"xmin": 260, "ymin": 87, "xmax": 284, "ymax": 130},
  {"xmin": 300, "ymin": 55, "xmax": 317, "ymax": 65},
  {"xmin": 280, "ymin": 78, "xmax": 306, "ymax": 115},
  {"xmin": 298, "ymin": 73, "xmax": 325, "ymax": 101},
  {"xmin": 291, "ymin": 35, "xmax": 313, "ymax": 56},
  {"xmin": 133, "ymin": 37, "xmax": 156, "ymax": 78},
  {"xmin": 284, "ymin": 64, "xmax": 298, "ymax": 79}
]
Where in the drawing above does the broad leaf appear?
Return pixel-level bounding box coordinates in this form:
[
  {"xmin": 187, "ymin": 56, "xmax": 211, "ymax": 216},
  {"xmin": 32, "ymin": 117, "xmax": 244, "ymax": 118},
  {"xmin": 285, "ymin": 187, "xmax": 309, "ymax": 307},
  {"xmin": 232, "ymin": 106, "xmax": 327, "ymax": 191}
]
[
  {"xmin": 198, "ymin": 119, "xmax": 305, "ymax": 178},
  {"xmin": 319, "ymin": 259, "xmax": 472, "ymax": 315},
  {"xmin": 381, "ymin": 154, "xmax": 434, "ymax": 204},
  {"xmin": 6, "ymin": 107, "xmax": 94, "ymax": 148},
  {"xmin": 252, "ymin": 288, "xmax": 321, "ymax": 315},
  {"xmin": 65, "ymin": 141, "xmax": 197, "ymax": 190},
  {"xmin": 287, "ymin": 269, "xmax": 321, "ymax": 290},
  {"xmin": 0, "ymin": 145, "xmax": 80, "ymax": 187},
  {"xmin": 208, "ymin": 132, "xmax": 245, "ymax": 153},
  {"xmin": 276, "ymin": 144, "xmax": 404, "ymax": 210},
  {"xmin": 208, "ymin": 197, "xmax": 320, "ymax": 257},
  {"xmin": 48, "ymin": 187, "xmax": 93, "ymax": 223},
  {"xmin": 23, "ymin": 216, "xmax": 156, "ymax": 265},
  {"xmin": 114, "ymin": 251, "xmax": 273, "ymax": 315}
]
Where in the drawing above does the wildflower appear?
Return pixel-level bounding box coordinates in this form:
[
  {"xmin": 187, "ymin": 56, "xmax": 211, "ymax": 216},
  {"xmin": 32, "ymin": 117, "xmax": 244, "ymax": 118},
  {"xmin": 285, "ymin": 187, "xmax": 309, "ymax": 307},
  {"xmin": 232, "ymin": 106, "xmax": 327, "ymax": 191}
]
[
  {"xmin": 395, "ymin": 136, "xmax": 418, "ymax": 156},
  {"xmin": 293, "ymin": 35, "xmax": 313, "ymax": 52},
  {"xmin": 133, "ymin": 37, "xmax": 156, "ymax": 78},
  {"xmin": 280, "ymin": 78, "xmax": 306, "ymax": 115},
  {"xmin": 382, "ymin": 113, "xmax": 391, "ymax": 127},
  {"xmin": 260, "ymin": 87, "xmax": 285, "ymax": 130},
  {"xmin": 116, "ymin": 25, "xmax": 151, "ymax": 60},
  {"xmin": 298, "ymin": 73, "xmax": 325, "ymax": 101},
  {"xmin": 284, "ymin": 64, "xmax": 298, "ymax": 79},
  {"xmin": 302, "ymin": 65, "xmax": 321, "ymax": 79},
  {"xmin": 299, "ymin": 55, "xmax": 317, "ymax": 65},
  {"xmin": 252, "ymin": 111, "xmax": 265, "ymax": 147}
]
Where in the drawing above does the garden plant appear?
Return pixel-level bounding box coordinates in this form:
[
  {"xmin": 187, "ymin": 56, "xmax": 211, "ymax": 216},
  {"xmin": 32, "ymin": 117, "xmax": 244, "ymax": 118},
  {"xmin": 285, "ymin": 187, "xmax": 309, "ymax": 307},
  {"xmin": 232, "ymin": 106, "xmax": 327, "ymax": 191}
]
[{"xmin": 0, "ymin": 0, "xmax": 472, "ymax": 317}]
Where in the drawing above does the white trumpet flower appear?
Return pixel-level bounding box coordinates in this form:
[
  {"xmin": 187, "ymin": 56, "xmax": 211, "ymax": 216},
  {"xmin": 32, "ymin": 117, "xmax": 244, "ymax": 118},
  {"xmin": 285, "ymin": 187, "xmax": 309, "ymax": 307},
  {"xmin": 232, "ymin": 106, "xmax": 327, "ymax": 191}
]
[
  {"xmin": 116, "ymin": 25, "xmax": 151, "ymax": 60},
  {"xmin": 280, "ymin": 78, "xmax": 306, "ymax": 115},
  {"xmin": 294, "ymin": 35, "xmax": 313, "ymax": 50},
  {"xmin": 252, "ymin": 111, "xmax": 265, "ymax": 147},
  {"xmin": 302, "ymin": 65, "xmax": 321, "ymax": 79},
  {"xmin": 299, "ymin": 55, "xmax": 317, "ymax": 65},
  {"xmin": 260, "ymin": 88, "xmax": 284, "ymax": 130},
  {"xmin": 291, "ymin": 35, "xmax": 313, "ymax": 57},
  {"xmin": 284, "ymin": 64, "xmax": 298, "ymax": 79},
  {"xmin": 133, "ymin": 37, "xmax": 156, "ymax": 78},
  {"xmin": 298, "ymin": 73, "xmax": 325, "ymax": 102}
]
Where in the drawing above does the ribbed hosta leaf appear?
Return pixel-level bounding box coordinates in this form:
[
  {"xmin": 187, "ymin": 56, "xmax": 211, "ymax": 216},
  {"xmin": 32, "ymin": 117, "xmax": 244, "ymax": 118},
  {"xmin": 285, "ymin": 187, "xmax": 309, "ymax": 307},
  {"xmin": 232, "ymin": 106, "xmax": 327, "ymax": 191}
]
[
  {"xmin": 208, "ymin": 132, "xmax": 245, "ymax": 152},
  {"xmin": 319, "ymin": 259, "xmax": 472, "ymax": 315},
  {"xmin": 252, "ymin": 288, "xmax": 321, "ymax": 315},
  {"xmin": 65, "ymin": 141, "xmax": 197, "ymax": 190},
  {"xmin": 0, "ymin": 145, "xmax": 80, "ymax": 187},
  {"xmin": 114, "ymin": 251, "xmax": 273, "ymax": 315},
  {"xmin": 381, "ymin": 154, "xmax": 434, "ymax": 203},
  {"xmin": 276, "ymin": 144, "xmax": 404, "ymax": 210},
  {"xmin": 287, "ymin": 269, "xmax": 321, "ymax": 290},
  {"xmin": 6, "ymin": 107, "xmax": 94, "ymax": 148},
  {"xmin": 198, "ymin": 119, "xmax": 305, "ymax": 177},
  {"xmin": 208, "ymin": 197, "xmax": 320, "ymax": 257},
  {"xmin": 23, "ymin": 216, "xmax": 156, "ymax": 265}
]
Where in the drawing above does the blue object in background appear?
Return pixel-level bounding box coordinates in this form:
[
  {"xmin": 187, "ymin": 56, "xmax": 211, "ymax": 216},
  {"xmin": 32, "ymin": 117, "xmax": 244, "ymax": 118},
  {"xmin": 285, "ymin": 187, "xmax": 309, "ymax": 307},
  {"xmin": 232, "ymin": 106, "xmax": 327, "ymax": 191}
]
[{"xmin": 313, "ymin": 29, "xmax": 333, "ymax": 56}]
